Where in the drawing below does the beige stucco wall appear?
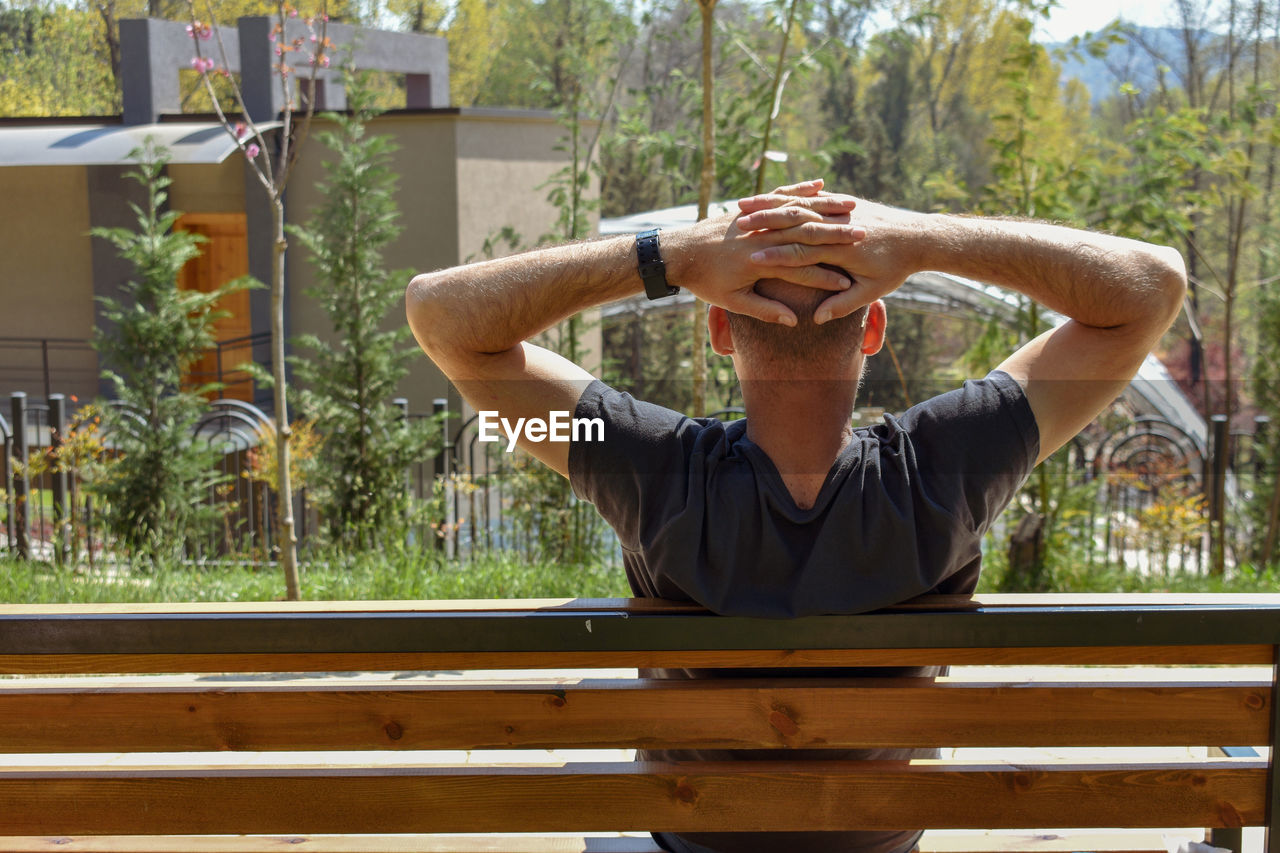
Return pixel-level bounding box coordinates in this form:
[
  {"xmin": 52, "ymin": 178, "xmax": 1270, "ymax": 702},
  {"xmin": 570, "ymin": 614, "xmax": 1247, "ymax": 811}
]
[
  {"xmin": 453, "ymin": 114, "xmax": 603, "ymax": 376},
  {"xmin": 453, "ymin": 114, "xmax": 567, "ymax": 261},
  {"xmin": 282, "ymin": 110, "xmax": 595, "ymax": 416},
  {"xmin": 168, "ymin": 159, "xmax": 246, "ymax": 214},
  {"xmin": 0, "ymin": 166, "xmax": 98, "ymax": 401}
]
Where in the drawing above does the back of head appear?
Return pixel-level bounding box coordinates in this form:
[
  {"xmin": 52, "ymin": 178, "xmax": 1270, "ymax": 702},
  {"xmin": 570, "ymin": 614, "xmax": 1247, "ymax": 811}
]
[{"xmin": 726, "ymin": 273, "xmax": 869, "ymax": 374}]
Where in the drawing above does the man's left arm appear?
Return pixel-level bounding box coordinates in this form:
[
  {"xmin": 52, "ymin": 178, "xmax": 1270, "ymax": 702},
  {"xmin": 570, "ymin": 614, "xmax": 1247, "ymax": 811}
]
[{"xmin": 405, "ymin": 204, "xmax": 863, "ymax": 476}]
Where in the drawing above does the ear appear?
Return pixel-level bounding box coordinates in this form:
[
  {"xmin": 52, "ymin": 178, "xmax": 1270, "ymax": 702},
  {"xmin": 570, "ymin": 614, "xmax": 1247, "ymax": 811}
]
[
  {"xmin": 708, "ymin": 305, "xmax": 735, "ymax": 355},
  {"xmin": 861, "ymin": 300, "xmax": 887, "ymax": 356}
]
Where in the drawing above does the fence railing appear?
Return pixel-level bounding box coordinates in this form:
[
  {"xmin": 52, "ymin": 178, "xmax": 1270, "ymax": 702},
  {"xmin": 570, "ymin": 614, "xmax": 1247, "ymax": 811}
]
[{"xmin": 0, "ymin": 337, "xmax": 97, "ymax": 403}]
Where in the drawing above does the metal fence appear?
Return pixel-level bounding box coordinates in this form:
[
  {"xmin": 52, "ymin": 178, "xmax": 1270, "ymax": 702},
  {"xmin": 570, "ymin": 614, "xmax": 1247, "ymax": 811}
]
[
  {"xmin": 1053, "ymin": 413, "xmax": 1273, "ymax": 576},
  {"xmin": 0, "ymin": 338, "xmax": 98, "ymax": 404},
  {"xmin": 404, "ymin": 403, "xmax": 746, "ymax": 561},
  {"xmin": 1, "ymin": 392, "xmax": 286, "ymax": 563},
  {"xmin": 3, "ymin": 389, "xmax": 1277, "ymax": 573}
]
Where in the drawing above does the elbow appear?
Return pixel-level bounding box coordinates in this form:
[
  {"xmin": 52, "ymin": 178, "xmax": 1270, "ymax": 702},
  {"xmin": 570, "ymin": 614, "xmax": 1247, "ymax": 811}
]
[
  {"xmin": 1149, "ymin": 245, "xmax": 1188, "ymax": 326},
  {"xmin": 405, "ymin": 272, "xmax": 443, "ymax": 347}
]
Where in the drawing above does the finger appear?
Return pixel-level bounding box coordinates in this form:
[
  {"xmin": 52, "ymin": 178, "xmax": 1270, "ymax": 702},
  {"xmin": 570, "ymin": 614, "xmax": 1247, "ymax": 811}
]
[
  {"xmin": 738, "ymin": 194, "xmax": 855, "ymax": 218},
  {"xmin": 762, "ymin": 263, "xmax": 854, "ymax": 291},
  {"xmin": 737, "ymin": 194, "xmax": 788, "ymax": 214},
  {"xmin": 724, "ymin": 291, "xmax": 800, "ymax": 326},
  {"xmin": 736, "ymin": 206, "xmax": 830, "ymax": 232},
  {"xmin": 737, "ymin": 181, "xmax": 824, "ymax": 213},
  {"xmin": 737, "ymin": 202, "xmax": 855, "ymax": 232},
  {"xmin": 812, "ymin": 284, "xmax": 878, "ymax": 325},
  {"xmin": 751, "ymin": 224, "xmax": 865, "ymax": 259},
  {"xmin": 769, "ymin": 178, "xmax": 824, "ymax": 196}
]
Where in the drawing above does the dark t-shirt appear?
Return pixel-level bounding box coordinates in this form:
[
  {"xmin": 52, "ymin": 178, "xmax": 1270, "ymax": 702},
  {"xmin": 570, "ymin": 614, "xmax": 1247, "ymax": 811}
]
[{"xmin": 568, "ymin": 371, "xmax": 1039, "ymax": 853}]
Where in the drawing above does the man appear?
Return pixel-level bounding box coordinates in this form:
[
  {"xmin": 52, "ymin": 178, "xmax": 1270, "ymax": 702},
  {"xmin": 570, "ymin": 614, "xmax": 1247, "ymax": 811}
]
[{"xmin": 405, "ymin": 181, "xmax": 1187, "ymax": 853}]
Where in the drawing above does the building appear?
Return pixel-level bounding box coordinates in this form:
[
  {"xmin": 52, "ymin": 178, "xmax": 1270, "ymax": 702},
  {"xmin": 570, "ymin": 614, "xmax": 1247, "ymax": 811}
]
[{"xmin": 0, "ymin": 16, "xmax": 583, "ymax": 418}]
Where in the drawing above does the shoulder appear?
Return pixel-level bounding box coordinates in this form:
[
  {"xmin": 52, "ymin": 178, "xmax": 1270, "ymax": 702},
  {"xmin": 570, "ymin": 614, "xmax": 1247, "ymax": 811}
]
[{"xmin": 890, "ymin": 371, "xmax": 1039, "ymax": 464}]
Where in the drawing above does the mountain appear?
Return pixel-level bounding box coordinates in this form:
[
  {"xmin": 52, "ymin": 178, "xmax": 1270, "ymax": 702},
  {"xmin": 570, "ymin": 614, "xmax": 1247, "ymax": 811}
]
[{"xmin": 1050, "ymin": 25, "xmax": 1222, "ymax": 106}]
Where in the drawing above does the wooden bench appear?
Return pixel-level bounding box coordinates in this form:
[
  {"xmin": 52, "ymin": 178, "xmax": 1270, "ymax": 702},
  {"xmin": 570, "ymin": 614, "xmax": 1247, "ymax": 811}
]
[{"xmin": 0, "ymin": 593, "xmax": 1276, "ymax": 853}]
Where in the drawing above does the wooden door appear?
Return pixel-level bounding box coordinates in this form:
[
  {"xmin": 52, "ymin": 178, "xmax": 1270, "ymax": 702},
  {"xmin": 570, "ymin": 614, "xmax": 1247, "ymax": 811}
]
[{"xmin": 176, "ymin": 213, "xmax": 254, "ymax": 402}]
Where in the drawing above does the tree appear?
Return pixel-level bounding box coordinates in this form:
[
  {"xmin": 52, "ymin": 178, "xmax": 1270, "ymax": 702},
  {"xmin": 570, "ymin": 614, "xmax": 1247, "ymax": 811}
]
[
  {"xmin": 0, "ymin": 2, "xmax": 118, "ymax": 115},
  {"xmin": 289, "ymin": 70, "xmax": 434, "ymax": 548},
  {"xmin": 187, "ymin": 0, "xmax": 331, "ymax": 598},
  {"xmin": 91, "ymin": 142, "xmax": 251, "ymax": 559}
]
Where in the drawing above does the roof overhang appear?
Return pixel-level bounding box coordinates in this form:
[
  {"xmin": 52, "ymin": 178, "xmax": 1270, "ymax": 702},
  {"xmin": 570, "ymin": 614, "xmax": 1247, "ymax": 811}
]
[{"xmin": 0, "ymin": 121, "xmax": 282, "ymax": 167}]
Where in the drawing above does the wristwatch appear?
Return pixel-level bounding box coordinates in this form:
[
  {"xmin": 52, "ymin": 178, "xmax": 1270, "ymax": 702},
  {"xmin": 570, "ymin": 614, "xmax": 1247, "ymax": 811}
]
[{"xmin": 636, "ymin": 229, "xmax": 679, "ymax": 300}]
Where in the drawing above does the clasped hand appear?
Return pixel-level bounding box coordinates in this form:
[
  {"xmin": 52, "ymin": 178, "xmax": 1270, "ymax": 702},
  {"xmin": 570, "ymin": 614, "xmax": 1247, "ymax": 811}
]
[{"xmin": 728, "ymin": 180, "xmax": 927, "ymax": 325}]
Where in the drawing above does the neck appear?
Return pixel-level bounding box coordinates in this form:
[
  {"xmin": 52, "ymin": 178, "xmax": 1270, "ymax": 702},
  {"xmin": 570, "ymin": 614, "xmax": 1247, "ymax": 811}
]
[{"xmin": 740, "ymin": 377, "xmax": 858, "ymax": 509}]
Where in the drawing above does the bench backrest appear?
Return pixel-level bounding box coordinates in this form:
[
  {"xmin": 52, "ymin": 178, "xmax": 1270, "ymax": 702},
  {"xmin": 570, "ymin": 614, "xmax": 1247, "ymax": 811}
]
[{"xmin": 0, "ymin": 594, "xmax": 1276, "ymax": 839}]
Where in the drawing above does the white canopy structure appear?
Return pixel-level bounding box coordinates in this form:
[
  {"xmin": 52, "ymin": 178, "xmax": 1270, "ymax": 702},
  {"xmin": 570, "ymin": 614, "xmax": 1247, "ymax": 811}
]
[{"xmin": 0, "ymin": 122, "xmax": 282, "ymax": 168}]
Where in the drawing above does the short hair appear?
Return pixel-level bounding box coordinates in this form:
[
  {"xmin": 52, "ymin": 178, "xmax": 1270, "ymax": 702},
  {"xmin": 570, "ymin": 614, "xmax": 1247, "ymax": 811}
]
[{"xmin": 725, "ymin": 266, "xmax": 869, "ymax": 369}]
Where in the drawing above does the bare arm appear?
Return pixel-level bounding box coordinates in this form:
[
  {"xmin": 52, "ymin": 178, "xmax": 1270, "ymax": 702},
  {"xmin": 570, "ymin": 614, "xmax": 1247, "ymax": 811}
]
[
  {"xmin": 738, "ymin": 198, "xmax": 1188, "ymax": 464},
  {"xmin": 406, "ymin": 206, "xmax": 863, "ymax": 476}
]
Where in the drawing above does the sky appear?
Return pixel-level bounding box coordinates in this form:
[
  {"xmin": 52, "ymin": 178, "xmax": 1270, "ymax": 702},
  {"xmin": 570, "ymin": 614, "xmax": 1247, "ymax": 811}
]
[{"xmin": 1037, "ymin": 0, "xmax": 1185, "ymax": 42}]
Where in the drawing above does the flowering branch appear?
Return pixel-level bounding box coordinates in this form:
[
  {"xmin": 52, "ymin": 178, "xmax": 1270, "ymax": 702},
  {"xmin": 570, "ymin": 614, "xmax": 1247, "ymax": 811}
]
[{"xmin": 185, "ymin": 1, "xmax": 332, "ymax": 196}]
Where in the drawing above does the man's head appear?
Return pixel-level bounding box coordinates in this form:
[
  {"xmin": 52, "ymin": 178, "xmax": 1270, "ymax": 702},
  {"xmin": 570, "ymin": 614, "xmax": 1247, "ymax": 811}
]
[{"xmin": 708, "ymin": 270, "xmax": 886, "ymax": 381}]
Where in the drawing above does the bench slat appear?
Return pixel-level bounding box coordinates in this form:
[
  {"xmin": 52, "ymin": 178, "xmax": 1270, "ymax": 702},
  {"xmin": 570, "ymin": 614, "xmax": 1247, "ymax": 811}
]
[
  {"xmin": 1, "ymin": 644, "xmax": 1273, "ymax": 674},
  {"xmin": 0, "ymin": 838, "xmax": 661, "ymax": 853},
  {"xmin": 2, "ymin": 593, "xmax": 1277, "ymax": 616},
  {"xmin": 0, "ymin": 830, "xmax": 1198, "ymax": 853},
  {"xmin": 5, "ymin": 605, "xmax": 1278, "ymax": 659},
  {"xmin": 1, "ymin": 679, "xmax": 1270, "ymax": 751},
  {"xmin": 0, "ymin": 760, "xmax": 1265, "ymax": 833}
]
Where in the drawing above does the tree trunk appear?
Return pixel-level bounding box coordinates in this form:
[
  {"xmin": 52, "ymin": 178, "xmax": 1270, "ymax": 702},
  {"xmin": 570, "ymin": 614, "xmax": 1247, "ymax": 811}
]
[
  {"xmin": 693, "ymin": 0, "xmax": 717, "ymax": 418},
  {"xmin": 1003, "ymin": 511, "xmax": 1046, "ymax": 592},
  {"xmin": 755, "ymin": 0, "xmax": 799, "ymax": 194},
  {"xmin": 272, "ymin": 197, "xmax": 300, "ymax": 599}
]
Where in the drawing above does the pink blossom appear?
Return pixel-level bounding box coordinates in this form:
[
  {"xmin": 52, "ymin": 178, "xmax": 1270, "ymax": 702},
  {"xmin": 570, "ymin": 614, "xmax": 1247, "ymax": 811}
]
[
  {"xmin": 274, "ymin": 45, "xmax": 282, "ymax": 56},
  {"xmin": 310, "ymin": 33, "xmax": 317, "ymax": 42},
  {"xmin": 269, "ymin": 31, "xmax": 277, "ymax": 42},
  {"xmin": 190, "ymin": 56, "xmax": 215, "ymax": 73},
  {"xmin": 320, "ymin": 54, "xmax": 330, "ymax": 68},
  {"xmin": 245, "ymin": 143, "xmax": 260, "ymax": 159},
  {"xmin": 289, "ymin": 7, "xmax": 298, "ymax": 16},
  {"xmin": 234, "ymin": 122, "xmax": 248, "ymax": 139}
]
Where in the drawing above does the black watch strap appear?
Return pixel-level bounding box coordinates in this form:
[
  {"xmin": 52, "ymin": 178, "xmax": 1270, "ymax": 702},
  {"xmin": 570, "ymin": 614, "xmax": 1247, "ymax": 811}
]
[{"xmin": 636, "ymin": 228, "xmax": 679, "ymax": 300}]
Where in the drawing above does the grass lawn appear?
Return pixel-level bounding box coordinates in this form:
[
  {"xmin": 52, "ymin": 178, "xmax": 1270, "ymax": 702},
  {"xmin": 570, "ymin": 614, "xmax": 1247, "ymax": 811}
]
[
  {"xmin": 3, "ymin": 546, "xmax": 1275, "ymax": 604},
  {"xmin": 0, "ymin": 550, "xmax": 631, "ymax": 603}
]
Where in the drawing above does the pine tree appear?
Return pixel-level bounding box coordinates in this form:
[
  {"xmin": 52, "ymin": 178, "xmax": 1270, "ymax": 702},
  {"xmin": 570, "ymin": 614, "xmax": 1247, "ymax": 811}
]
[
  {"xmin": 290, "ymin": 70, "xmax": 432, "ymax": 550},
  {"xmin": 91, "ymin": 141, "xmax": 252, "ymax": 560}
]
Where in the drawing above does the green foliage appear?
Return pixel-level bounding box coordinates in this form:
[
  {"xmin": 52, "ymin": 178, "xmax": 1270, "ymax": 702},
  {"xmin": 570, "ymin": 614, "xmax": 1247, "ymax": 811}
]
[
  {"xmin": 288, "ymin": 70, "xmax": 435, "ymax": 550},
  {"xmin": 1083, "ymin": 106, "xmax": 1208, "ymax": 244},
  {"xmin": 90, "ymin": 141, "xmax": 254, "ymax": 560},
  {"xmin": 500, "ymin": 453, "xmax": 612, "ymax": 567},
  {"xmin": 0, "ymin": 1, "xmax": 119, "ymax": 115},
  {"xmin": 1250, "ymin": 268, "xmax": 1280, "ymax": 568}
]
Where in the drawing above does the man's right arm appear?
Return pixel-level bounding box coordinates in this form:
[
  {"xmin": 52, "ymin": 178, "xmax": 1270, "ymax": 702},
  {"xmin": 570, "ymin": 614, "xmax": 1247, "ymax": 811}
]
[{"xmin": 738, "ymin": 199, "xmax": 1188, "ymax": 464}]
